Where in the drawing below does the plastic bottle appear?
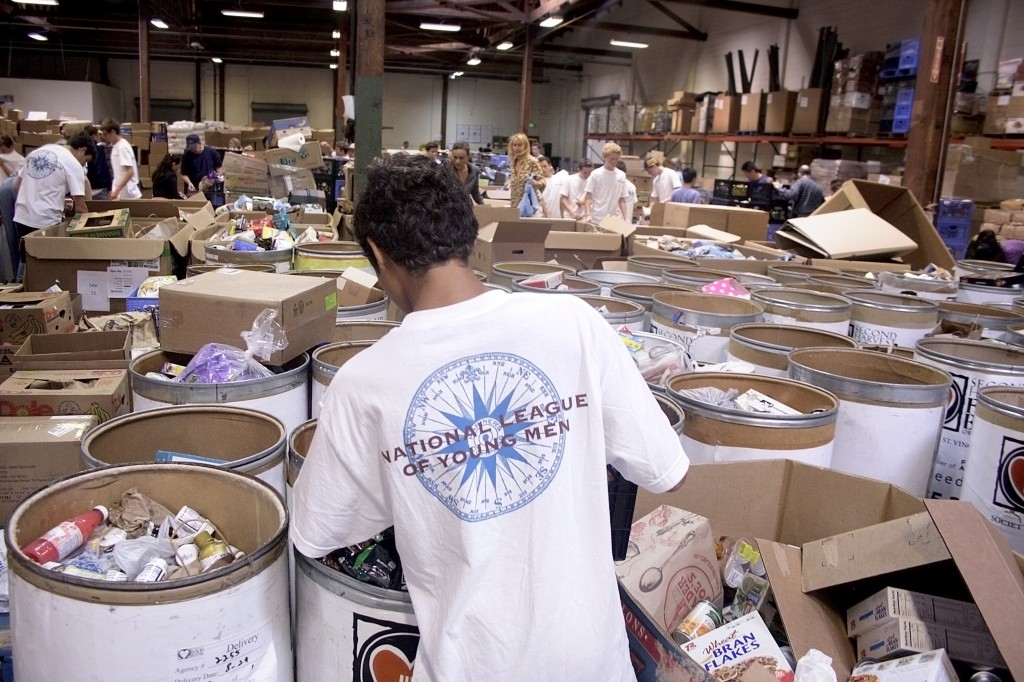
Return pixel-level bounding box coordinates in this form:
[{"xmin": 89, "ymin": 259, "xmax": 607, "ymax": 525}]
[
  {"xmin": 135, "ymin": 557, "xmax": 168, "ymax": 583},
  {"xmin": 194, "ymin": 531, "xmax": 233, "ymax": 572},
  {"xmin": 22, "ymin": 506, "xmax": 109, "ymax": 565}
]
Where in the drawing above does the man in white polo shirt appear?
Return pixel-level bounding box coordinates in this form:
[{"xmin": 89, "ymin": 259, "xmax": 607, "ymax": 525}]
[{"xmin": 646, "ymin": 157, "xmax": 681, "ymax": 206}]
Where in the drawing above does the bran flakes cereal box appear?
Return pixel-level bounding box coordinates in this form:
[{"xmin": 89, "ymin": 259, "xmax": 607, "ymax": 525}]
[{"xmin": 680, "ymin": 611, "xmax": 794, "ymax": 682}]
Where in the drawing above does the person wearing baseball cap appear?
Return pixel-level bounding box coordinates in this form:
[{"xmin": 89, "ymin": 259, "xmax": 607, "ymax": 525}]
[{"xmin": 181, "ymin": 133, "xmax": 222, "ymax": 194}]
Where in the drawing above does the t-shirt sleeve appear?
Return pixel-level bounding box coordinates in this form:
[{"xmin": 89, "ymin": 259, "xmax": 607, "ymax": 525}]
[
  {"xmin": 592, "ymin": 317, "xmax": 688, "ymax": 493},
  {"xmin": 290, "ymin": 375, "xmax": 394, "ymax": 557},
  {"xmin": 670, "ymin": 172, "xmax": 682, "ymax": 190}
]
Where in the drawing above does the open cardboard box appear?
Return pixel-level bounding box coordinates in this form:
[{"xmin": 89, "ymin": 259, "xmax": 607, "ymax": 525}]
[
  {"xmin": 471, "ymin": 220, "xmax": 553, "ymax": 274},
  {"xmin": 629, "ymin": 227, "xmax": 792, "ymax": 275},
  {"xmin": 13, "ymin": 330, "xmax": 131, "ymax": 371},
  {"xmin": 622, "ymin": 460, "xmax": 1024, "ymax": 681},
  {"xmin": 650, "ymin": 203, "xmax": 769, "ymax": 242},
  {"xmin": 774, "ymin": 208, "xmax": 918, "ymax": 261},
  {"xmin": 540, "ymin": 215, "xmax": 635, "ymax": 269},
  {"xmin": 806, "ymin": 180, "xmax": 956, "ymax": 271}
]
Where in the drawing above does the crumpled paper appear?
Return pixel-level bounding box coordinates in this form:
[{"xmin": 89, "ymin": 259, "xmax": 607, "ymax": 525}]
[{"xmin": 108, "ymin": 488, "xmax": 175, "ymax": 536}]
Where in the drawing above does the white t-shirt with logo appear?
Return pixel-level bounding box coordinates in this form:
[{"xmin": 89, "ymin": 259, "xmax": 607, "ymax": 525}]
[
  {"xmin": 650, "ymin": 168, "xmax": 682, "ymax": 203},
  {"xmin": 292, "ymin": 290, "xmax": 689, "ymax": 682},
  {"xmin": 109, "ymin": 137, "xmax": 141, "ymax": 199},
  {"xmin": 13, "ymin": 144, "xmax": 87, "ymax": 229},
  {"xmin": 583, "ymin": 166, "xmax": 627, "ymax": 222}
]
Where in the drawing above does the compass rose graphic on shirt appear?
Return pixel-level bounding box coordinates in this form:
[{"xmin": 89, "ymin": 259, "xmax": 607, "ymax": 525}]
[{"xmin": 404, "ymin": 352, "xmax": 566, "ymax": 521}]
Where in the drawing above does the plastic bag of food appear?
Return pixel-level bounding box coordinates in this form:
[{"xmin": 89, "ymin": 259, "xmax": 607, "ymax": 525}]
[{"xmin": 176, "ymin": 308, "xmax": 288, "ymax": 383}]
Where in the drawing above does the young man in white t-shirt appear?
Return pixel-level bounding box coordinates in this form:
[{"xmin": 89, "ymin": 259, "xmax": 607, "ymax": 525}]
[
  {"xmin": 559, "ymin": 157, "xmax": 593, "ymax": 220},
  {"xmin": 582, "ymin": 142, "xmax": 628, "ymax": 223},
  {"xmin": 101, "ymin": 120, "xmax": 141, "ymax": 199},
  {"xmin": 537, "ymin": 155, "xmax": 569, "ymax": 218},
  {"xmin": 13, "ymin": 134, "xmax": 95, "ymax": 246},
  {"xmin": 646, "ymin": 157, "xmax": 681, "ymax": 206},
  {"xmin": 291, "ymin": 154, "xmax": 689, "ymax": 682}
]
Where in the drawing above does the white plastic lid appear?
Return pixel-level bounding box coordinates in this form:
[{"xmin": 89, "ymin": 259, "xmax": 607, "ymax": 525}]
[{"xmin": 92, "ymin": 505, "xmax": 109, "ymax": 522}]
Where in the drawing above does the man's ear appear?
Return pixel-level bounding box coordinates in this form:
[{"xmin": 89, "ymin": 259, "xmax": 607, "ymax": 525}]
[{"xmin": 366, "ymin": 238, "xmax": 388, "ymax": 273}]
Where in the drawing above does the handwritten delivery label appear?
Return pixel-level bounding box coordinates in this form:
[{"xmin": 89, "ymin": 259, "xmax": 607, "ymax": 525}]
[{"xmin": 171, "ymin": 621, "xmax": 275, "ymax": 682}]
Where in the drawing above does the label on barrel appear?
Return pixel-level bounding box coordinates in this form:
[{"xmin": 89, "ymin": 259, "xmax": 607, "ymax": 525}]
[
  {"xmin": 848, "ymin": 321, "xmax": 927, "ymax": 348},
  {"xmin": 171, "ymin": 621, "xmax": 274, "ymax": 682}
]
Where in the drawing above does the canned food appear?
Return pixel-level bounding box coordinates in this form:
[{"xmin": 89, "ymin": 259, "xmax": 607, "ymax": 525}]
[
  {"xmin": 671, "ymin": 599, "xmax": 723, "ymax": 645},
  {"xmin": 970, "ymin": 672, "xmax": 1002, "ymax": 682}
]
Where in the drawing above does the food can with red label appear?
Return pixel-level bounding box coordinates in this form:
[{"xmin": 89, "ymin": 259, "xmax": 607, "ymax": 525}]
[{"xmin": 671, "ymin": 599, "xmax": 723, "ymax": 645}]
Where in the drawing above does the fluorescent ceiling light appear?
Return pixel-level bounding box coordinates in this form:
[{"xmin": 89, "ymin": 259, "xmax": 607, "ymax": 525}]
[
  {"xmin": 28, "ymin": 32, "xmax": 48, "ymax": 41},
  {"xmin": 330, "ymin": 49, "xmax": 340, "ymax": 57},
  {"xmin": 211, "ymin": 57, "xmax": 223, "ymax": 63},
  {"xmin": 467, "ymin": 56, "xmax": 481, "ymax": 66},
  {"xmin": 610, "ymin": 39, "xmax": 648, "ymax": 48},
  {"xmin": 221, "ymin": 9, "xmax": 264, "ymax": 19},
  {"xmin": 420, "ymin": 22, "xmax": 460, "ymax": 32},
  {"xmin": 330, "ymin": 64, "xmax": 338, "ymax": 70},
  {"xmin": 496, "ymin": 41, "xmax": 514, "ymax": 51},
  {"xmin": 150, "ymin": 18, "xmax": 169, "ymax": 29},
  {"xmin": 333, "ymin": 1, "xmax": 347, "ymax": 10},
  {"xmin": 14, "ymin": 0, "xmax": 58, "ymax": 5},
  {"xmin": 539, "ymin": 16, "xmax": 562, "ymax": 28},
  {"xmin": 453, "ymin": 71, "xmax": 464, "ymax": 77},
  {"xmin": 332, "ymin": 30, "xmax": 341, "ymax": 39}
]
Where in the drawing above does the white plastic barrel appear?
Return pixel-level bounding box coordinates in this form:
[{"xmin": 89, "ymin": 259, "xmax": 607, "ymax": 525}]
[
  {"xmin": 666, "ymin": 372, "xmax": 838, "ymax": 466},
  {"xmin": 650, "ymin": 291, "xmax": 763, "ymax": 363},
  {"xmin": 727, "ymin": 323, "xmax": 858, "ymax": 377},
  {"xmin": 311, "ymin": 342, "xmax": 375, "ymax": 418},
  {"xmin": 130, "ymin": 350, "xmax": 310, "ymax": 434},
  {"xmin": 961, "ymin": 386, "xmax": 1024, "ymax": 554},
  {"xmin": 788, "ymin": 348, "xmax": 951, "ymax": 497},
  {"xmin": 913, "ymin": 338, "xmax": 1024, "ymax": 499},
  {"xmin": 846, "ymin": 291, "xmax": 939, "ymax": 348},
  {"xmin": 6, "ymin": 463, "xmax": 293, "ymax": 682},
  {"xmin": 576, "ymin": 269, "xmax": 660, "ymax": 297},
  {"xmin": 579, "ymin": 295, "xmax": 646, "ymax": 332},
  {"xmin": 295, "ymin": 550, "xmax": 419, "ymax": 682},
  {"xmin": 81, "ymin": 405, "xmax": 288, "ymax": 497},
  {"xmin": 750, "ymin": 288, "xmax": 852, "ymax": 334}
]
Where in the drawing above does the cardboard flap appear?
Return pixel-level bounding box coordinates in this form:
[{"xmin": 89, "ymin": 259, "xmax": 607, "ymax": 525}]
[
  {"xmin": 800, "ymin": 511, "xmax": 952, "ymax": 592},
  {"xmin": 84, "ymin": 200, "xmax": 180, "ymax": 218},
  {"xmin": 597, "ymin": 215, "xmax": 637, "ymax": 238},
  {"xmin": 777, "ymin": 208, "xmax": 917, "ymax": 260},
  {"xmin": 543, "ymin": 231, "xmax": 621, "ymax": 250},
  {"xmin": 687, "ymin": 225, "xmax": 741, "ymax": 243},
  {"xmin": 473, "ymin": 204, "xmax": 519, "ymax": 226},
  {"xmin": 478, "ymin": 220, "xmax": 552, "ymax": 244},
  {"xmin": 924, "ymin": 499, "xmax": 1024, "ymax": 677},
  {"xmin": 757, "ymin": 540, "xmax": 855, "ymax": 679},
  {"xmin": 168, "ymin": 222, "xmax": 197, "ymax": 258}
]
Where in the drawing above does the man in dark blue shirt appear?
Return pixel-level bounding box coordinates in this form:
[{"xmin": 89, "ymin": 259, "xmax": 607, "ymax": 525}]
[{"xmin": 181, "ymin": 133, "xmax": 222, "ymax": 194}]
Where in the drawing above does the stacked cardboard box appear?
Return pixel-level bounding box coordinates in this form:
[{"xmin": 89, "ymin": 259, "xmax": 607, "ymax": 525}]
[
  {"xmin": 666, "ymin": 91, "xmax": 695, "ymax": 134},
  {"xmin": 979, "ymin": 199, "xmax": 1024, "ymax": 240},
  {"xmin": 826, "ymin": 52, "xmax": 884, "ymax": 134}
]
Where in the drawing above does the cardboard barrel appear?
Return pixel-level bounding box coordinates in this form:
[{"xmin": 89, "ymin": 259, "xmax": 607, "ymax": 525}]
[
  {"xmin": 750, "ymin": 288, "xmax": 852, "ymax": 335},
  {"xmin": 914, "ymin": 338, "xmax": 1024, "ymax": 499},
  {"xmin": 311, "ymin": 342, "xmax": 375, "ymax": 419},
  {"xmin": 186, "ymin": 263, "xmax": 276, "ymax": 276},
  {"xmin": 935, "ymin": 301, "xmax": 1024, "ymax": 341},
  {"xmin": 650, "ymin": 291, "xmax": 763, "ymax": 364},
  {"xmin": 511, "ymin": 276, "xmax": 601, "ymax": 296},
  {"xmin": 6, "ymin": 463, "xmax": 292, "ymax": 681},
  {"xmin": 788, "ymin": 348, "xmax": 951, "ymax": 497},
  {"xmin": 765, "ymin": 263, "xmax": 840, "ymax": 284},
  {"xmin": 876, "ymin": 271, "xmax": 957, "ymax": 301},
  {"xmin": 666, "ymin": 372, "xmax": 838, "ymax": 466},
  {"xmin": 727, "ymin": 324, "xmax": 858, "ymax": 377},
  {"xmin": 205, "ymin": 241, "xmax": 293, "ymax": 273},
  {"xmin": 957, "ymin": 281, "xmax": 1024, "ymax": 306},
  {"xmin": 490, "ymin": 261, "xmax": 575, "ymax": 289},
  {"xmin": 661, "ymin": 266, "xmax": 739, "ymax": 288},
  {"xmin": 130, "ymin": 350, "xmax": 310, "ymax": 434},
  {"xmin": 625, "ymin": 255, "xmax": 697, "ymax": 278},
  {"xmin": 805, "ymin": 274, "xmax": 877, "ymax": 293},
  {"xmin": 579, "ymin": 295, "xmax": 646, "ymax": 332},
  {"xmin": 609, "ymin": 282, "xmax": 698, "ymax": 330},
  {"xmin": 961, "ymin": 386, "xmax": 1024, "ymax": 554},
  {"xmin": 81, "ymin": 405, "xmax": 288, "ymax": 497},
  {"xmin": 845, "ymin": 291, "xmax": 938, "ymax": 348},
  {"xmin": 329, "ymin": 320, "xmax": 399, "ymax": 344},
  {"xmin": 293, "ymin": 241, "xmax": 373, "ymax": 274},
  {"xmin": 576, "ymin": 269, "xmax": 660, "ymax": 297}
]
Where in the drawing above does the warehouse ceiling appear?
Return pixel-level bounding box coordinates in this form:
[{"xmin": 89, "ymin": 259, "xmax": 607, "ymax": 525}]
[{"xmin": 0, "ymin": 0, "xmax": 797, "ymax": 79}]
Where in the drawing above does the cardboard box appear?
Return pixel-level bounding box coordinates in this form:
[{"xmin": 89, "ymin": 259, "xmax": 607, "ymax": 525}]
[
  {"xmin": 652, "ymin": 203, "xmax": 769, "ymax": 242},
  {"xmin": 66, "ymin": 209, "xmax": 132, "ymax": 239},
  {"xmin": 738, "ymin": 92, "xmax": 766, "ymax": 133},
  {"xmin": 775, "ymin": 208, "xmax": 918, "ymax": 261},
  {"xmin": 473, "ymin": 203, "xmax": 519, "ymax": 226},
  {"xmin": 622, "ymin": 460, "xmax": 946, "ymax": 681},
  {"xmin": 0, "ymin": 415, "xmax": 97, "ymax": 523},
  {"xmin": 542, "ymin": 216, "xmax": 635, "ymax": 269},
  {"xmin": 0, "ymin": 369, "xmax": 129, "ymax": 423},
  {"xmin": 711, "ymin": 95, "xmax": 741, "ymax": 134},
  {"xmin": 0, "ymin": 344, "xmax": 18, "ymax": 381},
  {"xmin": 846, "ymin": 650, "xmax": 957, "ymax": 682},
  {"xmin": 261, "ymin": 141, "xmax": 324, "ymax": 170},
  {"xmin": 22, "ymin": 206, "xmax": 192, "ymax": 313},
  {"xmin": 941, "ymin": 137, "xmax": 1024, "ymax": 204},
  {"xmin": 855, "ymin": 617, "xmax": 1004, "ymax": 668},
  {"xmin": 158, "ymin": 270, "xmax": 338, "ymax": 365},
  {"xmin": 790, "ymin": 88, "xmax": 824, "ymax": 134},
  {"xmin": 761, "ymin": 91, "xmax": 798, "ymax": 132},
  {"xmin": 846, "ymin": 586, "xmax": 986, "ymax": 638},
  {"xmin": 0, "ymin": 291, "xmax": 76, "ymax": 344},
  {"xmin": 808, "ymin": 180, "xmax": 955, "ymax": 271},
  {"xmin": 615, "ymin": 505, "xmax": 722, "ymax": 634},
  {"xmin": 13, "ymin": 331, "xmax": 131, "ymax": 371},
  {"xmin": 471, "ymin": 220, "xmax": 553, "ymax": 274}
]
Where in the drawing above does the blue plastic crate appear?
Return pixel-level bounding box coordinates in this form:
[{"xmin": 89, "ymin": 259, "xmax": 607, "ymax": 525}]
[
  {"xmin": 892, "ymin": 116, "xmax": 912, "ymax": 134},
  {"xmin": 936, "ymin": 221, "xmax": 971, "ymax": 245},
  {"xmin": 899, "ymin": 38, "xmax": 921, "ymax": 70},
  {"xmin": 895, "ymin": 102, "xmax": 914, "ymax": 119},
  {"xmin": 938, "ymin": 198, "xmax": 974, "ymax": 220},
  {"xmin": 896, "ymin": 87, "xmax": 916, "ymax": 105},
  {"xmin": 947, "ymin": 242, "xmax": 968, "ymax": 260},
  {"xmin": 125, "ymin": 285, "xmax": 159, "ymax": 313}
]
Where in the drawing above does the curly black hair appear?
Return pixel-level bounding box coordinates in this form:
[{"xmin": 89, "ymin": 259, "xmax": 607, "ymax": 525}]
[{"xmin": 353, "ymin": 153, "xmax": 478, "ymax": 275}]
